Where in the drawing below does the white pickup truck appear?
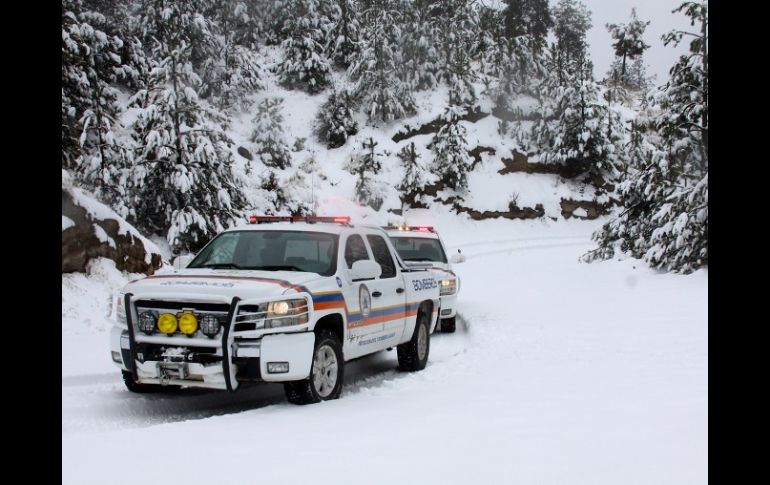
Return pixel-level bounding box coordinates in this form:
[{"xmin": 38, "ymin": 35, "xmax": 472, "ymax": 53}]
[
  {"xmin": 110, "ymin": 216, "xmax": 441, "ymax": 404},
  {"xmin": 385, "ymin": 225, "xmax": 462, "ymax": 333}
]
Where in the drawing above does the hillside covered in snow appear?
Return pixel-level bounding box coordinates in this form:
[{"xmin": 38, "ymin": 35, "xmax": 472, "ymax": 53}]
[{"xmin": 62, "ymin": 0, "xmax": 708, "ymax": 275}]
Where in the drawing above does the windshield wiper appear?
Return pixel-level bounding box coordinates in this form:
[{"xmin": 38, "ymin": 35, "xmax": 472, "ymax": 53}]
[
  {"xmin": 250, "ymin": 265, "xmax": 304, "ymax": 272},
  {"xmin": 197, "ymin": 263, "xmax": 244, "ymax": 269},
  {"xmin": 403, "ymin": 258, "xmax": 433, "ymax": 262}
]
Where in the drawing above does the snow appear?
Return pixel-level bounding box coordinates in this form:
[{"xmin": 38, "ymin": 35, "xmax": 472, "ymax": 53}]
[
  {"xmin": 63, "ymin": 174, "xmax": 163, "ymax": 261},
  {"xmin": 62, "ymin": 216, "xmax": 707, "ymax": 484},
  {"xmin": 62, "ymin": 215, "xmax": 75, "ymax": 231},
  {"xmin": 93, "ymin": 224, "xmax": 116, "ymax": 248}
]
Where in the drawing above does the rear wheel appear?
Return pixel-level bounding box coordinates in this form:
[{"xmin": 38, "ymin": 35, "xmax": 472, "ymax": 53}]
[
  {"xmin": 284, "ymin": 330, "xmax": 344, "ymax": 405},
  {"xmin": 441, "ymin": 316, "xmax": 456, "ymax": 333},
  {"xmin": 397, "ymin": 309, "xmax": 430, "ymax": 371}
]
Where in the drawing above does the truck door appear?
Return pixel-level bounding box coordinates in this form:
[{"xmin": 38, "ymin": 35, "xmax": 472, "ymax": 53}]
[
  {"xmin": 363, "ymin": 232, "xmax": 406, "ymax": 349},
  {"xmin": 340, "ymin": 233, "xmax": 382, "ymax": 359}
]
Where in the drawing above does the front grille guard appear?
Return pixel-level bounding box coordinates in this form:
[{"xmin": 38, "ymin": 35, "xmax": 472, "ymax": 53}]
[{"xmin": 125, "ymin": 294, "xmax": 242, "ymax": 392}]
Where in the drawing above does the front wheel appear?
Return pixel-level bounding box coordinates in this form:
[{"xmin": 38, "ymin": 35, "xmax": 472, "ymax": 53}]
[
  {"xmin": 121, "ymin": 371, "xmax": 180, "ymax": 393},
  {"xmin": 397, "ymin": 309, "xmax": 430, "ymax": 371},
  {"xmin": 441, "ymin": 316, "xmax": 456, "ymax": 333},
  {"xmin": 284, "ymin": 330, "xmax": 344, "ymax": 405}
]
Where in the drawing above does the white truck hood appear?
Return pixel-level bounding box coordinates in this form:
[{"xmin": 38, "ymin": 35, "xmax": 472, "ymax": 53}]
[{"xmin": 124, "ymin": 269, "xmax": 324, "ymax": 303}]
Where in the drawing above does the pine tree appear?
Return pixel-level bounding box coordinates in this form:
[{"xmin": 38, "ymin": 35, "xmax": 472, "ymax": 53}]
[
  {"xmin": 349, "ymin": 0, "xmax": 415, "ymax": 123},
  {"xmin": 62, "ymin": 0, "xmax": 132, "ymax": 211},
  {"xmin": 584, "ymin": 1, "xmax": 708, "ymax": 273},
  {"xmin": 200, "ymin": 1, "xmax": 263, "ymax": 111},
  {"xmin": 431, "ymin": 106, "xmax": 473, "ymax": 192},
  {"xmin": 275, "ymin": 0, "xmax": 332, "ymax": 94},
  {"xmin": 128, "ymin": 0, "xmax": 246, "ymax": 253},
  {"xmin": 551, "ymin": 0, "xmax": 592, "ymax": 85},
  {"xmin": 502, "ymin": 0, "xmax": 553, "ymax": 51},
  {"xmin": 251, "ymin": 97, "xmax": 293, "ymax": 169},
  {"xmin": 606, "ymin": 8, "xmax": 650, "ymax": 84},
  {"xmin": 531, "ymin": 74, "xmax": 624, "ymax": 177},
  {"xmin": 315, "ymin": 88, "xmax": 359, "ymax": 149},
  {"xmin": 396, "ymin": 142, "xmax": 426, "ymax": 207},
  {"xmin": 346, "ymin": 137, "xmax": 385, "ymax": 210},
  {"xmin": 260, "ymin": 170, "xmax": 289, "ymax": 213},
  {"xmin": 399, "ymin": 0, "xmax": 441, "ymax": 91},
  {"xmin": 325, "ymin": 0, "xmax": 360, "ymax": 68}
]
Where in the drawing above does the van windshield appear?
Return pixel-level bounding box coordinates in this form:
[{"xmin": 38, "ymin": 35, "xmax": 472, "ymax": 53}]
[
  {"xmin": 189, "ymin": 231, "xmax": 339, "ymax": 276},
  {"xmin": 388, "ymin": 237, "xmax": 447, "ymax": 263}
]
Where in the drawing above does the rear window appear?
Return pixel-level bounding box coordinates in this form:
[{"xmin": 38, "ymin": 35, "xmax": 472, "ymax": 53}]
[{"xmin": 389, "ymin": 237, "xmax": 447, "ymax": 263}]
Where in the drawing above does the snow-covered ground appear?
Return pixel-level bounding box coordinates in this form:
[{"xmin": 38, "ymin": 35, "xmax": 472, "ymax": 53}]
[{"xmin": 62, "ymin": 215, "xmax": 707, "ymax": 484}]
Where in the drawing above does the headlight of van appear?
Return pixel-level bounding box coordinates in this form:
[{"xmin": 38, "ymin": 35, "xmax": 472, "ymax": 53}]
[
  {"xmin": 439, "ymin": 279, "xmax": 457, "ymax": 296},
  {"xmin": 264, "ymin": 298, "xmax": 309, "ymax": 328},
  {"xmin": 113, "ymin": 293, "xmax": 127, "ymax": 327}
]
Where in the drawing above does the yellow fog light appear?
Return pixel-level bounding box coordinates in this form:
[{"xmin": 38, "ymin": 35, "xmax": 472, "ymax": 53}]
[
  {"xmin": 178, "ymin": 312, "xmax": 198, "ymax": 336},
  {"xmin": 157, "ymin": 313, "xmax": 178, "ymax": 335}
]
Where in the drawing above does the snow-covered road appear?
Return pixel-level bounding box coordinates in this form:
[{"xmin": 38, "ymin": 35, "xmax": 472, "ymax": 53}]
[{"xmin": 62, "ymin": 219, "xmax": 707, "ymax": 485}]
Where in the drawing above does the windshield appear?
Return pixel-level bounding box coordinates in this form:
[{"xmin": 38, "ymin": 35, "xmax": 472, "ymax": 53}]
[
  {"xmin": 389, "ymin": 236, "xmax": 447, "ymax": 263},
  {"xmin": 189, "ymin": 230, "xmax": 339, "ymax": 276}
]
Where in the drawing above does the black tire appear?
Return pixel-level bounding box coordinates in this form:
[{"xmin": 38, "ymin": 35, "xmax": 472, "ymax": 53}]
[
  {"xmin": 284, "ymin": 330, "xmax": 344, "ymax": 405},
  {"xmin": 441, "ymin": 316, "xmax": 456, "ymax": 333},
  {"xmin": 397, "ymin": 308, "xmax": 430, "ymax": 371},
  {"xmin": 121, "ymin": 371, "xmax": 180, "ymax": 393}
]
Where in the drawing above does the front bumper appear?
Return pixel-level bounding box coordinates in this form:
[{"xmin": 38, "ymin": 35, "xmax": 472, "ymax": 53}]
[
  {"xmin": 439, "ymin": 292, "xmax": 458, "ymax": 319},
  {"xmin": 111, "ymin": 293, "xmax": 316, "ymax": 391}
]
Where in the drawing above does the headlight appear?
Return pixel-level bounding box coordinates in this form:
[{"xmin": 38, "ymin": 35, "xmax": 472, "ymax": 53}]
[
  {"xmin": 265, "ymin": 298, "xmax": 309, "ymax": 328},
  {"xmin": 200, "ymin": 314, "xmax": 221, "ymax": 338},
  {"xmin": 138, "ymin": 311, "xmax": 156, "ymax": 334},
  {"xmin": 157, "ymin": 313, "xmax": 178, "ymax": 335},
  {"xmin": 439, "ymin": 279, "xmax": 457, "ymax": 296},
  {"xmin": 178, "ymin": 312, "xmax": 198, "ymax": 336},
  {"xmin": 114, "ymin": 294, "xmax": 127, "ymax": 327}
]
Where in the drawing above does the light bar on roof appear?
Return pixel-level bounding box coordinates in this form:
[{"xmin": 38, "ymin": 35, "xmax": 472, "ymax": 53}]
[
  {"xmin": 248, "ymin": 215, "xmax": 351, "ymax": 225},
  {"xmin": 382, "ymin": 224, "xmax": 435, "ymax": 233}
]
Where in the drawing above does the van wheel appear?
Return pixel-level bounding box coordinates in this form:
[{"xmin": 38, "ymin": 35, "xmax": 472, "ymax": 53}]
[
  {"xmin": 397, "ymin": 309, "xmax": 430, "ymax": 371},
  {"xmin": 441, "ymin": 317, "xmax": 456, "ymax": 333},
  {"xmin": 284, "ymin": 330, "xmax": 344, "ymax": 404}
]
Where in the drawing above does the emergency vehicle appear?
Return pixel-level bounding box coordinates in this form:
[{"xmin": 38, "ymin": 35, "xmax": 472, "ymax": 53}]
[
  {"xmin": 109, "ymin": 216, "xmax": 441, "ymax": 404},
  {"xmin": 384, "ymin": 224, "xmax": 462, "ymax": 332}
]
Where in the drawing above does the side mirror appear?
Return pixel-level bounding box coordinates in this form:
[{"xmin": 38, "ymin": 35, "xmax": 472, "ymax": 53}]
[
  {"xmin": 173, "ymin": 254, "xmax": 195, "ymax": 270},
  {"xmin": 449, "ymin": 249, "xmax": 466, "ymax": 264},
  {"xmin": 349, "ymin": 260, "xmax": 382, "ymax": 281}
]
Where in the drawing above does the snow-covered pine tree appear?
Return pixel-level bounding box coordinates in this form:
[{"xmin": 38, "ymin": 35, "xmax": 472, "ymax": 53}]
[
  {"xmin": 315, "ymin": 88, "xmax": 359, "ymax": 148},
  {"xmin": 584, "ymin": 1, "xmax": 708, "ymax": 273},
  {"xmin": 431, "ymin": 106, "xmax": 473, "ymax": 192},
  {"xmin": 488, "ymin": 0, "xmax": 552, "ymax": 106},
  {"xmin": 251, "ymin": 97, "xmax": 293, "ymax": 169},
  {"xmin": 325, "ymin": 0, "xmax": 360, "ymax": 69},
  {"xmin": 62, "ymin": 0, "xmax": 132, "ymax": 211},
  {"xmin": 447, "ymin": 32, "xmax": 477, "ymax": 108},
  {"xmin": 275, "ymin": 0, "xmax": 332, "ymax": 94},
  {"xmin": 396, "ymin": 142, "xmax": 426, "ymax": 208},
  {"xmin": 200, "ymin": 1, "xmax": 263, "ymax": 112},
  {"xmin": 398, "ymin": 0, "xmax": 441, "ymax": 91},
  {"xmin": 260, "ymin": 170, "xmax": 289, "ymax": 213},
  {"xmin": 128, "ymin": 0, "xmax": 246, "ymax": 253},
  {"xmin": 346, "ymin": 137, "xmax": 385, "ymax": 210},
  {"xmin": 606, "ymin": 8, "xmax": 650, "ymax": 89},
  {"xmin": 551, "ymin": 0, "xmax": 592, "ymax": 85},
  {"xmin": 349, "ymin": 0, "xmax": 416, "ymax": 123},
  {"xmin": 502, "ymin": 0, "xmax": 553, "ymax": 52},
  {"xmin": 432, "ymin": 0, "xmax": 478, "ymax": 87},
  {"xmin": 531, "ymin": 73, "xmax": 624, "ymax": 178}
]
